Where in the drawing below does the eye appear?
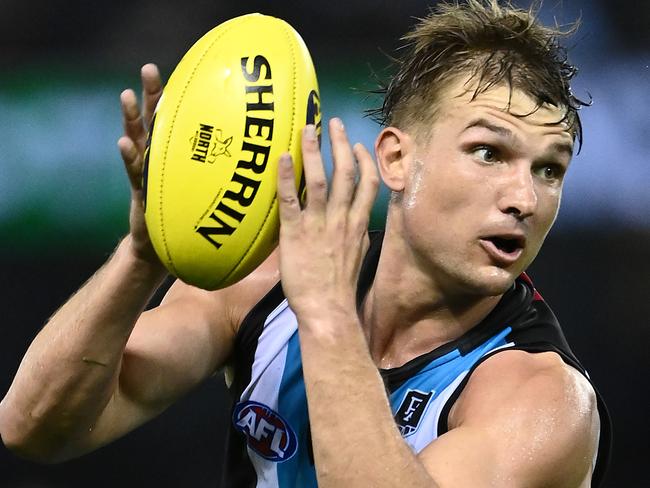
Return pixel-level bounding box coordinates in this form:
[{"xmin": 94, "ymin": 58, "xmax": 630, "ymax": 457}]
[
  {"xmin": 536, "ymin": 163, "xmax": 565, "ymax": 182},
  {"xmin": 472, "ymin": 145, "xmax": 500, "ymax": 164}
]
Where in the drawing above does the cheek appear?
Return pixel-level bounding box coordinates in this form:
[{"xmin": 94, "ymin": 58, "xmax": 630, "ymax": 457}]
[
  {"xmin": 404, "ymin": 151, "xmax": 491, "ymax": 228},
  {"xmin": 408, "ymin": 176, "xmax": 460, "ymax": 222},
  {"xmin": 525, "ymin": 189, "xmax": 562, "ymax": 260},
  {"xmin": 423, "ymin": 155, "xmax": 478, "ymax": 201},
  {"xmin": 537, "ymin": 188, "xmax": 562, "ymax": 231},
  {"xmin": 426, "ymin": 164, "xmax": 490, "ymax": 217}
]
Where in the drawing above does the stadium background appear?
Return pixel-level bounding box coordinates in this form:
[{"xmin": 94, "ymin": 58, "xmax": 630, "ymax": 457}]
[{"xmin": 0, "ymin": 0, "xmax": 648, "ymax": 486}]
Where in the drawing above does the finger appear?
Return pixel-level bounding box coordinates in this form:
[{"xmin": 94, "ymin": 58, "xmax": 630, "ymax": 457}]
[
  {"xmin": 349, "ymin": 143, "xmax": 379, "ymax": 225},
  {"xmin": 120, "ymin": 89, "xmax": 146, "ymax": 151},
  {"xmin": 301, "ymin": 124, "xmax": 327, "ymax": 212},
  {"xmin": 277, "ymin": 153, "xmax": 302, "ymax": 228},
  {"xmin": 141, "ymin": 63, "xmax": 163, "ymax": 127},
  {"xmin": 118, "ymin": 136, "xmax": 143, "ymax": 191},
  {"xmin": 327, "ymin": 117, "xmax": 357, "ymax": 211}
]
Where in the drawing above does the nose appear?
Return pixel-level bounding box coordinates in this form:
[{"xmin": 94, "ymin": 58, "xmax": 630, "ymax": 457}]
[{"xmin": 497, "ymin": 165, "xmax": 537, "ymax": 219}]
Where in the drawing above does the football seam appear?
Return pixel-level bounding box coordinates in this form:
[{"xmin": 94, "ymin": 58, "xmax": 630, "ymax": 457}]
[
  {"xmin": 158, "ymin": 20, "xmax": 240, "ymax": 278},
  {"xmin": 219, "ymin": 19, "xmax": 298, "ymax": 287}
]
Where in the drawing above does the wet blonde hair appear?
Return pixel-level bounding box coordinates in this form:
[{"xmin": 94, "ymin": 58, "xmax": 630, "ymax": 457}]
[{"xmin": 370, "ymin": 0, "xmax": 587, "ymax": 146}]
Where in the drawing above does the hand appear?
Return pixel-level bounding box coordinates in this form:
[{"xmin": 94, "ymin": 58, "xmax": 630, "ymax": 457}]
[
  {"xmin": 277, "ymin": 118, "xmax": 379, "ymax": 323},
  {"xmin": 117, "ymin": 64, "xmax": 164, "ymax": 266}
]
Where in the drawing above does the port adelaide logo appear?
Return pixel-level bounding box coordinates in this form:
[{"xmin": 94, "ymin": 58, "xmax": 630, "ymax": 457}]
[
  {"xmin": 394, "ymin": 389, "xmax": 434, "ymax": 437},
  {"xmin": 189, "ymin": 123, "xmax": 233, "ymax": 163},
  {"xmin": 233, "ymin": 401, "xmax": 298, "ymax": 462}
]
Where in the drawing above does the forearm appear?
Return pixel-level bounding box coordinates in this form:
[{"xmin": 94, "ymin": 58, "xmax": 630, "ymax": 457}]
[
  {"xmin": 0, "ymin": 236, "xmax": 167, "ymax": 459},
  {"xmin": 298, "ymin": 311, "xmax": 437, "ymax": 488}
]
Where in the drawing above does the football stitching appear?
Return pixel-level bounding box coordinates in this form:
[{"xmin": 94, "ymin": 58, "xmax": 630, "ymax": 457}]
[
  {"xmin": 220, "ymin": 19, "xmax": 298, "ymax": 287},
  {"xmin": 158, "ymin": 20, "xmax": 239, "ymax": 279}
]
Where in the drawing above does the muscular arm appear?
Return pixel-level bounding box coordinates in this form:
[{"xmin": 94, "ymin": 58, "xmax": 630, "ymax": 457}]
[
  {"xmin": 0, "ymin": 239, "xmax": 278, "ymax": 463},
  {"xmin": 0, "ymin": 238, "xmax": 169, "ymax": 461},
  {"xmin": 419, "ymin": 350, "xmax": 600, "ymax": 487}
]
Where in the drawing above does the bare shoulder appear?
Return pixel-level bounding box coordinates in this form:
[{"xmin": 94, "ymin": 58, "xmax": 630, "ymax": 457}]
[
  {"xmin": 448, "ymin": 349, "xmax": 601, "ymax": 486},
  {"xmin": 451, "ymin": 350, "xmax": 598, "ymax": 425}
]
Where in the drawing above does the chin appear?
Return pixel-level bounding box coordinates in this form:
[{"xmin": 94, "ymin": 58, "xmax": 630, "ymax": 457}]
[{"xmin": 460, "ymin": 266, "xmax": 519, "ymax": 297}]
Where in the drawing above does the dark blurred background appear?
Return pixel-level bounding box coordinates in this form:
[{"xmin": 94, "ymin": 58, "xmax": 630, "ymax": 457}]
[{"xmin": 1, "ymin": 0, "xmax": 648, "ymax": 486}]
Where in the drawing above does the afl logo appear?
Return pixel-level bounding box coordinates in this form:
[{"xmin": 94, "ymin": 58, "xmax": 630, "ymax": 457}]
[{"xmin": 233, "ymin": 401, "xmax": 298, "ymax": 462}]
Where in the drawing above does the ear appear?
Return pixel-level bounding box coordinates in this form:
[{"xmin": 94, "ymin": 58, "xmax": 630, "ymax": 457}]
[{"xmin": 374, "ymin": 127, "xmax": 415, "ymax": 193}]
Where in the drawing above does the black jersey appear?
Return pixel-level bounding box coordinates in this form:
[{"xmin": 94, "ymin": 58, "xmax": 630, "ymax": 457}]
[{"xmin": 221, "ymin": 231, "xmax": 612, "ymax": 487}]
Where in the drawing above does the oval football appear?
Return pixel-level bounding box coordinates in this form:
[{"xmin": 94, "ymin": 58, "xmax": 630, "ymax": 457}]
[{"xmin": 144, "ymin": 13, "xmax": 320, "ymax": 290}]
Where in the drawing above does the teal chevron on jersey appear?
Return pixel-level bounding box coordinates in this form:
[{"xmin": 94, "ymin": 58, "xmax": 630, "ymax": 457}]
[
  {"xmin": 389, "ymin": 327, "xmax": 511, "ymax": 450},
  {"xmin": 277, "ymin": 333, "xmax": 317, "ymax": 486}
]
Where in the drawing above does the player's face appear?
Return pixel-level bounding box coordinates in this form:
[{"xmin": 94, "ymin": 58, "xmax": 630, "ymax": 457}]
[{"xmin": 398, "ymin": 81, "xmax": 574, "ymax": 296}]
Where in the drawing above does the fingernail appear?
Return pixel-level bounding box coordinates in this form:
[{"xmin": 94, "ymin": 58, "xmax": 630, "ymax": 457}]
[
  {"xmin": 332, "ymin": 117, "xmax": 344, "ymax": 130},
  {"xmin": 304, "ymin": 125, "xmax": 316, "ymax": 140}
]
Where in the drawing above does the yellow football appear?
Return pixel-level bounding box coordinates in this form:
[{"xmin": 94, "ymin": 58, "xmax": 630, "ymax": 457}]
[{"xmin": 143, "ymin": 13, "xmax": 320, "ymax": 290}]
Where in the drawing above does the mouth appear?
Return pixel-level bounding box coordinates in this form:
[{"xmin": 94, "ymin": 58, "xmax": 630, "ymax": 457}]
[{"xmin": 479, "ymin": 235, "xmax": 526, "ymax": 266}]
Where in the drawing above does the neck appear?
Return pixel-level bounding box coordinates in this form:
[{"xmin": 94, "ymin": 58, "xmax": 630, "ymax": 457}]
[{"xmin": 361, "ymin": 228, "xmax": 502, "ymax": 369}]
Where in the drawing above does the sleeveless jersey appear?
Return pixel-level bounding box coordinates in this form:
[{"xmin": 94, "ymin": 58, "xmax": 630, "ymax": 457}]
[{"xmin": 221, "ymin": 232, "xmax": 612, "ymax": 487}]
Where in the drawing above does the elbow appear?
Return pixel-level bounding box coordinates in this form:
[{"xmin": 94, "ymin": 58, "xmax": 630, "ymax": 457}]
[
  {"xmin": 1, "ymin": 426, "xmax": 53, "ymax": 465},
  {"xmin": 1, "ymin": 430, "xmax": 72, "ymax": 465},
  {"xmin": 0, "ymin": 405, "xmax": 72, "ymax": 464}
]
